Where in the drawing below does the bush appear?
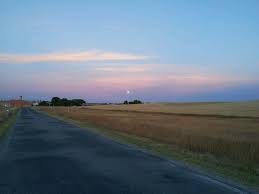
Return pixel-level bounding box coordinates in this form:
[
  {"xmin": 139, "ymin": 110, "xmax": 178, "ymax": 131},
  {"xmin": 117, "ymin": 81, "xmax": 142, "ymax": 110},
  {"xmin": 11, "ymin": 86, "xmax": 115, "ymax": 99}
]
[{"xmin": 38, "ymin": 101, "xmax": 50, "ymax": 106}]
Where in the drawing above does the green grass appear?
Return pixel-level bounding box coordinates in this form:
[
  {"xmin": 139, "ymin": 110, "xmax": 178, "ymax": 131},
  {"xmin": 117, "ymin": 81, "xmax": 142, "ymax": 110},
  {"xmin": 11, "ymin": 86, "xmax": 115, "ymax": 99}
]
[
  {"xmin": 0, "ymin": 109, "xmax": 19, "ymax": 139},
  {"xmin": 39, "ymin": 110, "xmax": 259, "ymax": 190}
]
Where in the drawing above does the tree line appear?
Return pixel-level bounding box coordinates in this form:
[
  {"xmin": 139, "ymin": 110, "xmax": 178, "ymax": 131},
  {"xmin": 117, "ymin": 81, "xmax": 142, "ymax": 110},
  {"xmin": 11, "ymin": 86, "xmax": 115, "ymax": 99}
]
[
  {"xmin": 38, "ymin": 97, "xmax": 143, "ymax": 106},
  {"xmin": 39, "ymin": 97, "xmax": 86, "ymax": 106},
  {"xmin": 123, "ymin": 100, "xmax": 143, "ymax": 104}
]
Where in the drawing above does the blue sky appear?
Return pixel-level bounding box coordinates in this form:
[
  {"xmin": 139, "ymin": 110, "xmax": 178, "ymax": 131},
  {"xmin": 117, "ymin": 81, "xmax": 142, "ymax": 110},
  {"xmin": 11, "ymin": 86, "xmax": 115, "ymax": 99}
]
[{"xmin": 0, "ymin": 0, "xmax": 259, "ymax": 102}]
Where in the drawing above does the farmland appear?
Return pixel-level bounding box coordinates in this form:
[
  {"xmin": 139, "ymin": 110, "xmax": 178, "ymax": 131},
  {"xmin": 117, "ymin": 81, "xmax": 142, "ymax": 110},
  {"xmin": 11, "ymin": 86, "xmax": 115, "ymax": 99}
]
[
  {"xmin": 37, "ymin": 101, "xmax": 259, "ymax": 187},
  {"xmin": 87, "ymin": 101, "xmax": 259, "ymax": 117}
]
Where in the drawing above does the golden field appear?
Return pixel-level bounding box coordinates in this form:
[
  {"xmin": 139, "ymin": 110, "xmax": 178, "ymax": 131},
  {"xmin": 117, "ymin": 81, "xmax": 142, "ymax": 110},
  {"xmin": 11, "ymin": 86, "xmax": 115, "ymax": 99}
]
[
  {"xmin": 38, "ymin": 102, "xmax": 259, "ymax": 163},
  {"xmin": 87, "ymin": 101, "xmax": 259, "ymax": 118},
  {"xmin": 37, "ymin": 101, "xmax": 259, "ymax": 186}
]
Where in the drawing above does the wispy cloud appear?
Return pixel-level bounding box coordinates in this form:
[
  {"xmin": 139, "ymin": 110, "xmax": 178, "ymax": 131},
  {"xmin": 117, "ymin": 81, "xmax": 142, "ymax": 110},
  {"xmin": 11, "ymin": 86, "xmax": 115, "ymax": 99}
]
[
  {"xmin": 90, "ymin": 74, "xmax": 259, "ymax": 92},
  {"xmin": 95, "ymin": 65, "xmax": 152, "ymax": 73},
  {"xmin": 0, "ymin": 50, "xmax": 149, "ymax": 64}
]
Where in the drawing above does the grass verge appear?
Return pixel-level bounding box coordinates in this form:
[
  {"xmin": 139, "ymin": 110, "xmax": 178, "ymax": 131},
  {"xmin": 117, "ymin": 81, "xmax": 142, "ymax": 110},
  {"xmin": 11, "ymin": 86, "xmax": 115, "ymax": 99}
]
[
  {"xmin": 38, "ymin": 109, "xmax": 259, "ymax": 190},
  {"xmin": 0, "ymin": 109, "xmax": 19, "ymax": 139}
]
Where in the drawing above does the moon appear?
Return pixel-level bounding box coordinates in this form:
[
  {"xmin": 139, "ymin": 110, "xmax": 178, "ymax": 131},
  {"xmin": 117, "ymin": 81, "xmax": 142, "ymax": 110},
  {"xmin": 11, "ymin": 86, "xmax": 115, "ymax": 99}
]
[{"xmin": 126, "ymin": 90, "xmax": 130, "ymax": 94}]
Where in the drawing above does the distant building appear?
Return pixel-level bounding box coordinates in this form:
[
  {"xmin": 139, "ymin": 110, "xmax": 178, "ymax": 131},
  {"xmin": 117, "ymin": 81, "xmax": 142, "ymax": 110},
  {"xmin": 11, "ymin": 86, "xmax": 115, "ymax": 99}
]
[
  {"xmin": 32, "ymin": 102, "xmax": 39, "ymax": 106},
  {"xmin": 9, "ymin": 100, "xmax": 32, "ymax": 107}
]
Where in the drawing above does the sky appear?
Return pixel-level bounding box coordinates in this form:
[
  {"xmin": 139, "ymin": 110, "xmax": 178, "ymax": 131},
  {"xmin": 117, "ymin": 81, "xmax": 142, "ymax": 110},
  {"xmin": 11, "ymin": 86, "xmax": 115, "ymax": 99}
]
[{"xmin": 0, "ymin": 0, "xmax": 259, "ymax": 102}]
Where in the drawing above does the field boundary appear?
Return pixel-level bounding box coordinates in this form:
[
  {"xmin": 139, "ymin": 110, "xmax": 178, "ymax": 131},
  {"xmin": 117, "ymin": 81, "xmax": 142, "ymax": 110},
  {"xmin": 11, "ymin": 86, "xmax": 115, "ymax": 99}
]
[{"xmin": 86, "ymin": 108, "xmax": 259, "ymax": 120}]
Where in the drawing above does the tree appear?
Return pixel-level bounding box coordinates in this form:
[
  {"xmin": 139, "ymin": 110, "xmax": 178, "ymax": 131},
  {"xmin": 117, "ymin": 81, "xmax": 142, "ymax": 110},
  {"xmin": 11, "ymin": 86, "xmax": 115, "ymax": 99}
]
[
  {"xmin": 124, "ymin": 99, "xmax": 143, "ymax": 104},
  {"xmin": 71, "ymin": 99, "xmax": 86, "ymax": 106},
  {"xmin": 38, "ymin": 101, "xmax": 50, "ymax": 106},
  {"xmin": 51, "ymin": 97, "xmax": 61, "ymax": 106},
  {"xmin": 51, "ymin": 97, "xmax": 86, "ymax": 106},
  {"xmin": 61, "ymin": 98, "xmax": 70, "ymax": 106},
  {"xmin": 133, "ymin": 100, "xmax": 142, "ymax": 104}
]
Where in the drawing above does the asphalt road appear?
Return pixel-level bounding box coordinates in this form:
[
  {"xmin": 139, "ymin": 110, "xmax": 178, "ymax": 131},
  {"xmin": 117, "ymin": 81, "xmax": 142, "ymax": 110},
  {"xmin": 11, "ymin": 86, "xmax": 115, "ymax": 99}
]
[{"xmin": 0, "ymin": 108, "xmax": 251, "ymax": 194}]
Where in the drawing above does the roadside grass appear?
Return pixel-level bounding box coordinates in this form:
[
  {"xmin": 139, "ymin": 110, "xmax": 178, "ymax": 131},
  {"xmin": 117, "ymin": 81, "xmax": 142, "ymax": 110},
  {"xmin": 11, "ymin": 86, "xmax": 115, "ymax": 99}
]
[
  {"xmin": 0, "ymin": 108, "xmax": 19, "ymax": 139},
  {"xmin": 37, "ymin": 106, "xmax": 259, "ymax": 189},
  {"xmin": 84, "ymin": 126, "xmax": 259, "ymax": 188}
]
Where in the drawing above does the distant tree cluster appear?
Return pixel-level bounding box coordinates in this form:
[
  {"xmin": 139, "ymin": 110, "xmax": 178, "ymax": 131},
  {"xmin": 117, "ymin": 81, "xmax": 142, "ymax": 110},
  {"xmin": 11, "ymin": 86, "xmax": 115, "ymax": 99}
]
[
  {"xmin": 38, "ymin": 97, "xmax": 86, "ymax": 106},
  {"xmin": 38, "ymin": 101, "xmax": 50, "ymax": 106},
  {"xmin": 123, "ymin": 100, "xmax": 143, "ymax": 104}
]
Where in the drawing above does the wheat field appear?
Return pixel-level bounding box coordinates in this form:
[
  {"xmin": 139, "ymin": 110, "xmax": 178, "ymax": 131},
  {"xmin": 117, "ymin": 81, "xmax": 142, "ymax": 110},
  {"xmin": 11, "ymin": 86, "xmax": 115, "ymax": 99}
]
[
  {"xmin": 38, "ymin": 101, "xmax": 259, "ymax": 164},
  {"xmin": 87, "ymin": 101, "xmax": 259, "ymax": 118}
]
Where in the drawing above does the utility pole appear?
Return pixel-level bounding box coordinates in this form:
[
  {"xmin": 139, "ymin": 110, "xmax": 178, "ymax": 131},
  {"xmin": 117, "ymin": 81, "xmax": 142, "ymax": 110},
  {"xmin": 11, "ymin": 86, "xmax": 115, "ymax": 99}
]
[{"xmin": 20, "ymin": 96, "xmax": 23, "ymax": 107}]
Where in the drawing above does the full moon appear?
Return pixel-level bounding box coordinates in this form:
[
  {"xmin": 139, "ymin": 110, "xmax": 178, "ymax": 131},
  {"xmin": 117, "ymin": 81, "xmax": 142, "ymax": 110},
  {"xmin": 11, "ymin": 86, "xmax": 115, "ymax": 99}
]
[{"xmin": 126, "ymin": 90, "xmax": 130, "ymax": 94}]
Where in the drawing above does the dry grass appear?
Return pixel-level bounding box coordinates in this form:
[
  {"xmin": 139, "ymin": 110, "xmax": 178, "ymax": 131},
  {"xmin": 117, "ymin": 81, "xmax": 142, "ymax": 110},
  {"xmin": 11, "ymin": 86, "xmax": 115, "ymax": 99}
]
[
  {"xmin": 87, "ymin": 101, "xmax": 259, "ymax": 118},
  {"xmin": 0, "ymin": 109, "xmax": 7, "ymax": 123},
  {"xmin": 0, "ymin": 108, "xmax": 19, "ymax": 138},
  {"xmin": 38, "ymin": 105, "xmax": 259, "ymax": 164}
]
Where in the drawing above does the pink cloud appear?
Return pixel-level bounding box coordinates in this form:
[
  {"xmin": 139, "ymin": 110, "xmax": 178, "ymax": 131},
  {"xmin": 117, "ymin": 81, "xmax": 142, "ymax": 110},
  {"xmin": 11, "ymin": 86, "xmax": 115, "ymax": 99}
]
[
  {"xmin": 95, "ymin": 66, "xmax": 151, "ymax": 73},
  {"xmin": 24, "ymin": 72, "xmax": 257, "ymax": 93},
  {"xmin": 9, "ymin": 62, "xmax": 258, "ymax": 101},
  {"xmin": 0, "ymin": 50, "xmax": 149, "ymax": 64}
]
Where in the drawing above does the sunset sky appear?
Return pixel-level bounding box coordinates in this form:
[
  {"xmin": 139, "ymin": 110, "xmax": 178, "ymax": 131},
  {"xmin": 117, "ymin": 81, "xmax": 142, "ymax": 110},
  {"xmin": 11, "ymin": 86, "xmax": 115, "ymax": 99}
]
[{"xmin": 1, "ymin": 0, "xmax": 259, "ymax": 102}]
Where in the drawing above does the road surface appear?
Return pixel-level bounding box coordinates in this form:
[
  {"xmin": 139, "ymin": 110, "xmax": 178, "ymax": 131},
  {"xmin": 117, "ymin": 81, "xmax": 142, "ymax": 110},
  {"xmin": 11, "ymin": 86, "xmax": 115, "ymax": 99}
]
[{"xmin": 0, "ymin": 108, "xmax": 251, "ymax": 194}]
